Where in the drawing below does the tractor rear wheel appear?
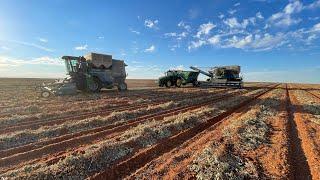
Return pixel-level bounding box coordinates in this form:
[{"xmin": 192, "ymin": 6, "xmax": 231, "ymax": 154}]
[
  {"xmin": 176, "ymin": 79, "xmax": 182, "ymax": 87},
  {"xmin": 165, "ymin": 80, "xmax": 172, "ymax": 88},
  {"xmin": 118, "ymin": 82, "xmax": 127, "ymax": 91},
  {"xmin": 88, "ymin": 78, "xmax": 102, "ymax": 92}
]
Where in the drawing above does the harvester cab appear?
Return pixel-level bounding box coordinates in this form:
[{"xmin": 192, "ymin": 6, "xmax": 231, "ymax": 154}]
[
  {"xmin": 61, "ymin": 55, "xmax": 93, "ymax": 91},
  {"xmin": 62, "ymin": 56, "xmax": 84, "ymax": 75}
]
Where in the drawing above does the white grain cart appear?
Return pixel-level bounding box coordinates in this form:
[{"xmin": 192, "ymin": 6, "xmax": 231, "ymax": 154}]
[{"xmin": 190, "ymin": 65, "xmax": 243, "ymax": 88}]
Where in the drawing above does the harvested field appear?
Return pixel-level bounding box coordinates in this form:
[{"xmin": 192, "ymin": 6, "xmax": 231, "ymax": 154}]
[{"xmin": 0, "ymin": 78, "xmax": 319, "ymax": 179}]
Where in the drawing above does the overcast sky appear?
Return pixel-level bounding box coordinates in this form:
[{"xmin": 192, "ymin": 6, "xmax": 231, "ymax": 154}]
[{"xmin": 0, "ymin": 0, "xmax": 319, "ymax": 83}]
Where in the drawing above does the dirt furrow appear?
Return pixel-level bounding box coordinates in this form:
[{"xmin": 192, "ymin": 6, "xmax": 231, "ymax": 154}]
[
  {"xmin": 0, "ymin": 98, "xmax": 131, "ymax": 117},
  {"xmin": 0, "ymin": 102, "xmax": 151, "ymax": 134},
  {"xmin": 90, "ymin": 85, "xmax": 278, "ymax": 179},
  {"xmin": 0, "ymin": 89, "xmax": 205, "ymax": 123},
  {"xmin": 286, "ymin": 85, "xmax": 312, "ymax": 179},
  {"xmin": 0, "ymin": 89, "xmax": 246, "ymax": 172},
  {"xmin": 127, "ymin": 114, "xmax": 245, "ymax": 179},
  {"xmin": 127, "ymin": 85, "xmax": 287, "ymax": 179},
  {"xmin": 0, "ymin": 88, "xmax": 159, "ymax": 108},
  {"xmin": 0, "ymin": 90, "xmax": 237, "ymax": 152},
  {"xmin": 304, "ymin": 90, "xmax": 320, "ymax": 101},
  {"xmin": 0, "ymin": 88, "xmax": 209, "ymax": 112},
  {"xmin": 0, "ymin": 103, "xmax": 204, "ymax": 159},
  {"xmin": 0, "ymin": 91, "xmax": 217, "ymax": 134}
]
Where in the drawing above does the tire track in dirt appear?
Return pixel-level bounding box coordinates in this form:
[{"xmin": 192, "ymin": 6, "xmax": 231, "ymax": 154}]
[
  {"xmin": 0, "ymin": 89, "xmax": 248, "ymax": 173},
  {"xmin": 90, "ymin": 85, "xmax": 279, "ymax": 179},
  {"xmin": 304, "ymin": 90, "xmax": 320, "ymax": 101},
  {"xmin": 286, "ymin": 84, "xmax": 312, "ymax": 180}
]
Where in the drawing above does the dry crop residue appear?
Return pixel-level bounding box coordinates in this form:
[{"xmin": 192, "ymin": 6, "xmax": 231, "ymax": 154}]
[{"xmin": 1, "ymin": 79, "xmax": 319, "ymax": 179}]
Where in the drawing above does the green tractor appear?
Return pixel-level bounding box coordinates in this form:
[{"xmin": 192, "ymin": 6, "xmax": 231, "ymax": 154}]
[
  {"xmin": 38, "ymin": 53, "xmax": 127, "ymax": 97},
  {"xmin": 158, "ymin": 70, "xmax": 200, "ymax": 88}
]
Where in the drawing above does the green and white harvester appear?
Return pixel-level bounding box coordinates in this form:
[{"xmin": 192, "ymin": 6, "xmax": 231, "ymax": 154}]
[{"xmin": 37, "ymin": 53, "xmax": 127, "ymax": 97}]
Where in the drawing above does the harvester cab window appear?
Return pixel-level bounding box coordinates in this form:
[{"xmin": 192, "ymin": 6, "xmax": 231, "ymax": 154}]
[
  {"xmin": 64, "ymin": 59, "xmax": 80, "ymax": 73},
  {"xmin": 70, "ymin": 60, "xmax": 79, "ymax": 72},
  {"xmin": 64, "ymin": 60, "xmax": 71, "ymax": 73}
]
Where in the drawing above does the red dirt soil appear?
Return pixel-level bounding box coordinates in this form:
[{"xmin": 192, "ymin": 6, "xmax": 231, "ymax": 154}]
[
  {"xmin": 127, "ymin": 85, "xmax": 288, "ymax": 179},
  {"xmin": 91, "ymin": 85, "xmax": 278, "ymax": 179},
  {"xmin": 1, "ymin": 79, "xmax": 319, "ymax": 179},
  {"xmin": 288, "ymin": 85, "xmax": 320, "ymax": 179}
]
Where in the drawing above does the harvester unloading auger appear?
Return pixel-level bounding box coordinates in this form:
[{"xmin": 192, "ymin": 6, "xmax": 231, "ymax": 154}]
[
  {"xmin": 190, "ymin": 65, "xmax": 243, "ymax": 88},
  {"xmin": 37, "ymin": 53, "xmax": 127, "ymax": 97}
]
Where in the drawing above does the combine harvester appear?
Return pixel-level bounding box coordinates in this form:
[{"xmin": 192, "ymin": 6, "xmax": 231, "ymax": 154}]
[
  {"xmin": 190, "ymin": 65, "xmax": 243, "ymax": 88},
  {"xmin": 38, "ymin": 53, "xmax": 127, "ymax": 97}
]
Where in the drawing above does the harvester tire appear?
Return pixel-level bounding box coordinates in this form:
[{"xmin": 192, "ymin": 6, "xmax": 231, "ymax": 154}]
[
  {"xmin": 88, "ymin": 78, "xmax": 102, "ymax": 92},
  {"xmin": 165, "ymin": 81, "xmax": 172, "ymax": 88},
  {"xmin": 176, "ymin": 79, "xmax": 182, "ymax": 87},
  {"xmin": 41, "ymin": 91, "xmax": 51, "ymax": 98},
  {"xmin": 118, "ymin": 82, "xmax": 127, "ymax": 91}
]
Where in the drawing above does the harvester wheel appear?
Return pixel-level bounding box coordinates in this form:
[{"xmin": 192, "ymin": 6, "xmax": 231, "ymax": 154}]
[
  {"xmin": 118, "ymin": 82, "xmax": 127, "ymax": 91},
  {"xmin": 88, "ymin": 78, "xmax": 102, "ymax": 92},
  {"xmin": 41, "ymin": 91, "xmax": 51, "ymax": 98},
  {"xmin": 165, "ymin": 81, "xmax": 172, "ymax": 88},
  {"xmin": 176, "ymin": 79, "xmax": 182, "ymax": 87}
]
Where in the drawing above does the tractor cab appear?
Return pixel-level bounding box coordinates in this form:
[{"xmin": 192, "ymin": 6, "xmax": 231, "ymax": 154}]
[
  {"xmin": 165, "ymin": 70, "xmax": 179, "ymax": 77},
  {"xmin": 158, "ymin": 70, "xmax": 199, "ymax": 87}
]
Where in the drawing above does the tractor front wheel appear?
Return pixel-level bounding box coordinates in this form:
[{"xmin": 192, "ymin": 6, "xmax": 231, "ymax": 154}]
[{"xmin": 165, "ymin": 81, "xmax": 172, "ymax": 88}]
